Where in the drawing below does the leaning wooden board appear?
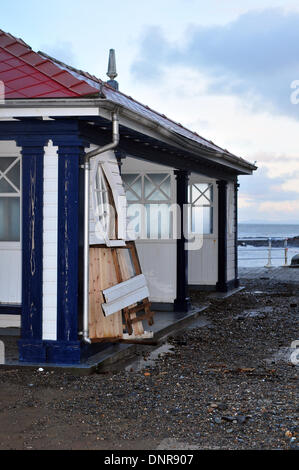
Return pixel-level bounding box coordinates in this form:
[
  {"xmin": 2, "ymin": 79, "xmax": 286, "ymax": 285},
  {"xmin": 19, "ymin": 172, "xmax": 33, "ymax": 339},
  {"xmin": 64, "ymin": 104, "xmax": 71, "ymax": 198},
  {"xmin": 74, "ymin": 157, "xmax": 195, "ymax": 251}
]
[
  {"xmin": 88, "ymin": 245, "xmax": 145, "ymax": 340},
  {"xmin": 89, "ymin": 247, "xmax": 122, "ymax": 340}
]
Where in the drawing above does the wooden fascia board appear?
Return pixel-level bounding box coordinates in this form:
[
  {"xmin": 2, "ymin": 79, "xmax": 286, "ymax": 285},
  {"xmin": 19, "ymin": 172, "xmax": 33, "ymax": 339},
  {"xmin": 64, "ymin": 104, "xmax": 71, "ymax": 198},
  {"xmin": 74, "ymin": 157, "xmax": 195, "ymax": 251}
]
[{"xmin": 79, "ymin": 121, "xmax": 238, "ymax": 181}]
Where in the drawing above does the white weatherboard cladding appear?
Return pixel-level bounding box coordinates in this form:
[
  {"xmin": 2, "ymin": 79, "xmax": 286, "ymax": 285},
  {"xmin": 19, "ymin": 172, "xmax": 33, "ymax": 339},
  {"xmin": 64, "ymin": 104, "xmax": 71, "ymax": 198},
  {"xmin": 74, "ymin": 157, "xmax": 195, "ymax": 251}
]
[
  {"xmin": 42, "ymin": 141, "xmax": 58, "ymax": 341},
  {"xmin": 102, "ymin": 285, "xmax": 149, "ymax": 317},
  {"xmin": 136, "ymin": 241, "xmax": 176, "ymax": 302},
  {"xmin": 227, "ymin": 182, "xmax": 236, "ymax": 282},
  {"xmin": 188, "ymin": 175, "xmax": 218, "ymax": 286},
  {"xmin": 0, "ymin": 141, "xmax": 22, "ymax": 307},
  {"xmin": 103, "ymin": 274, "xmax": 147, "ymax": 303}
]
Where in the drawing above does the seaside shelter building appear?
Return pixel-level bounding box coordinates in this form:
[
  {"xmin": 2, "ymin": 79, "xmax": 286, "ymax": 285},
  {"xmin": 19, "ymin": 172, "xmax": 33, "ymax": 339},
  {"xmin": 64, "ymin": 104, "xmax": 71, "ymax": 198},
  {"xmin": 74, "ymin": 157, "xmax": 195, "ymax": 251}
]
[{"xmin": 0, "ymin": 29, "xmax": 256, "ymax": 367}]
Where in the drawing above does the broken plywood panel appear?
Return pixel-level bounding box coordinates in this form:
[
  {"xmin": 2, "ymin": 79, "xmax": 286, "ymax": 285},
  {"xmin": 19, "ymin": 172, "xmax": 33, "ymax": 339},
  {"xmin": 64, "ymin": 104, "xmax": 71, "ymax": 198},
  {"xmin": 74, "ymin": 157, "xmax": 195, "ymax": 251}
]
[{"xmin": 89, "ymin": 247, "xmax": 123, "ymax": 340}]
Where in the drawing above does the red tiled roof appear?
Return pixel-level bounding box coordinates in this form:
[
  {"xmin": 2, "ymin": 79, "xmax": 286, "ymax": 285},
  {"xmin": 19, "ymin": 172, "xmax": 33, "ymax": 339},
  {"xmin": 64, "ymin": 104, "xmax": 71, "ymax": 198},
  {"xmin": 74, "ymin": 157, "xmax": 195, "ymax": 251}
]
[{"xmin": 0, "ymin": 29, "xmax": 100, "ymax": 98}]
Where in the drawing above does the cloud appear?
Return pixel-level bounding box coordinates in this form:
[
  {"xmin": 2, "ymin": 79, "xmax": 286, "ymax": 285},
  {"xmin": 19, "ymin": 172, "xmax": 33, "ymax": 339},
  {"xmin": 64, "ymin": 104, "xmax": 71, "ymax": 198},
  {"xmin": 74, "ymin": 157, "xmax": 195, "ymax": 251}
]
[
  {"xmin": 240, "ymin": 166, "xmax": 298, "ymax": 202},
  {"xmin": 132, "ymin": 8, "xmax": 299, "ymax": 119},
  {"xmin": 239, "ymin": 165, "xmax": 299, "ymax": 222},
  {"xmin": 130, "ymin": 8, "xmax": 299, "ymax": 223},
  {"xmin": 258, "ymin": 200, "xmax": 299, "ymax": 213},
  {"xmin": 280, "ymin": 178, "xmax": 299, "ymax": 193}
]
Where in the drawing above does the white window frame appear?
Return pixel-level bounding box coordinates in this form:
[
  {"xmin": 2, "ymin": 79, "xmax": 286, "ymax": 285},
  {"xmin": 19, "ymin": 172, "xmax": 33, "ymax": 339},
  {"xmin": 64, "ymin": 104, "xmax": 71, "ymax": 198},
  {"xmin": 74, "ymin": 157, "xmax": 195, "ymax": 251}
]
[
  {"xmin": 0, "ymin": 154, "xmax": 22, "ymax": 250},
  {"xmin": 93, "ymin": 163, "xmax": 112, "ymax": 241},
  {"xmin": 123, "ymin": 171, "xmax": 175, "ymax": 241},
  {"xmin": 123, "ymin": 171, "xmax": 174, "ymax": 205},
  {"xmin": 188, "ymin": 180, "xmax": 215, "ymax": 237}
]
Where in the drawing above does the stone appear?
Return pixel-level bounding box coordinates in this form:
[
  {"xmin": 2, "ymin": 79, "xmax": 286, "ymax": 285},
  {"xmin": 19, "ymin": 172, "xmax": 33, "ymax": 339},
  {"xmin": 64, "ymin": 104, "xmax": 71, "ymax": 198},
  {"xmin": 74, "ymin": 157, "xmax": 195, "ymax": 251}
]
[{"xmin": 236, "ymin": 415, "xmax": 247, "ymax": 424}]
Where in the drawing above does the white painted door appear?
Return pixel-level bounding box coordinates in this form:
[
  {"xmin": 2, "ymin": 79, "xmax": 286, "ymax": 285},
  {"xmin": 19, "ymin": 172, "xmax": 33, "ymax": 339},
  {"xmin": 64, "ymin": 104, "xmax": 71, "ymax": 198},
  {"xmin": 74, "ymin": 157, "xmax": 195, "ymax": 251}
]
[{"xmin": 0, "ymin": 146, "xmax": 22, "ymax": 304}]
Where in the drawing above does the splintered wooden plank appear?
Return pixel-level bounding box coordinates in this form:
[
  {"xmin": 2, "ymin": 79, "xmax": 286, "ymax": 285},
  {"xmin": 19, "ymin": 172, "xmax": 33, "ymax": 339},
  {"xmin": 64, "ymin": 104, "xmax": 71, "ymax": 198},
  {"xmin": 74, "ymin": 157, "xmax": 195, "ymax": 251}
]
[
  {"xmin": 89, "ymin": 247, "xmax": 123, "ymax": 340},
  {"xmin": 117, "ymin": 247, "xmax": 145, "ymax": 336},
  {"xmin": 102, "ymin": 274, "xmax": 147, "ymax": 303},
  {"xmin": 102, "ymin": 286, "xmax": 150, "ymax": 317}
]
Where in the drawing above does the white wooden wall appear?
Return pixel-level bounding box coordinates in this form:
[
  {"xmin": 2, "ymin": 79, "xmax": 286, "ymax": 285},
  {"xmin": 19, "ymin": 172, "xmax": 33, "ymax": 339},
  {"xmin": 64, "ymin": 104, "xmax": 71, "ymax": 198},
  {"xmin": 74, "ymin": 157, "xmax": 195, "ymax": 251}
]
[
  {"xmin": 121, "ymin": 158, "xmax": 237, "ymax": 294},
  {"xmin": 227, "ymin": 181, "xmax": 236, "ymax": 282},
  {"xmin": 121, "ymin": 157, "xmax": 240, "ymax": 300},
  {"xmin": 136, "ymin": 241, "xmax": 177, "ymax": 303},
  {"xmin": 188, "ymin": 175, "xmax": 218, "ymax": 287},
  {"xmin": 42, "ymin": 141, "xmax": 58, "ymax": 341},
  {"xmin": 122, "ymin": 158, "xmax": 177, "ymax": 303},
  {"xmin": 0, "ymin": 141, "xmax": 22, "ymax": 304}
]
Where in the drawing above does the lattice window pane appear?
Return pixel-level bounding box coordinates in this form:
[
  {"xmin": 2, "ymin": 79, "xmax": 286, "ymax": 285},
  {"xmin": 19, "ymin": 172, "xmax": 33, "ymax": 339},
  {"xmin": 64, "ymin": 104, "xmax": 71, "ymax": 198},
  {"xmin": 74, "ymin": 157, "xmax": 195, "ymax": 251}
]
[
  {"xmin": 0, "ymin": 156, "xmax": 21, "ymax": 242},
  {"xmin": 122, "ymin": 174, "xmax": 142, "ymax": 201},
  {"xmin": 124, "ymin": 172, "xmax": 173, "ymax": 239},
  {"xmin": 6, "ymin": 160, "xmax": 20, "ymax": 190},
  {"xmin": 191, "ymin": 183, "xmax": 213, "ymax": 205},
  {"xmin": 0, "ymin": 157, "xmax": 16, "ymax": 173},
  {"xmin": 160, "ymin": 176, "xmax": 171, "ymax": 198},
  {"xmin": 0, "ymin": 157, "xmax": 20, "ymax": 193},
  {"xmin": 144, "ymin": 174, "xmax": 171, "ymax": 201},
  {"xmin": 189, "ymin": 182, "xmax": 214, "ymax": 234}
]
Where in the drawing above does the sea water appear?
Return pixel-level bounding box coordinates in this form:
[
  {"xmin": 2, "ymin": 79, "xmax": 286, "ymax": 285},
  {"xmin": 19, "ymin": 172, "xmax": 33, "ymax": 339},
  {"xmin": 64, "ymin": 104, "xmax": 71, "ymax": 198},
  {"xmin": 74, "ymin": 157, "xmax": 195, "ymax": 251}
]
[{"xmin": 238, "ymin": 224, "xmax": 299, "ymax": 267}]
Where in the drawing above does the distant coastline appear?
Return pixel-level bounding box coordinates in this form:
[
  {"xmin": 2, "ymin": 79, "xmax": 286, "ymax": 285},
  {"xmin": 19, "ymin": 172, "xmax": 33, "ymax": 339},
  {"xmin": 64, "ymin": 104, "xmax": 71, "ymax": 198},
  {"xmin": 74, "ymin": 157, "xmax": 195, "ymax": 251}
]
[
  {"xmin": 238, "ymin": 223, "xmax": 299, "ymax": 247},
  {"xmin": 238, "ymin": 236, "xmax": 299, "ymax": 247}
]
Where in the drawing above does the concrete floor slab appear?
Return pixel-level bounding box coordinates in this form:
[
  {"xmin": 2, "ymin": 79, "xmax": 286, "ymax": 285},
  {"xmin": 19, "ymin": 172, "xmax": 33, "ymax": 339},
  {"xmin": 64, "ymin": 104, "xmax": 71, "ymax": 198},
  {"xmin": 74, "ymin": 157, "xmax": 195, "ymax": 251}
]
[{"xmin": 0, "ymin": 305, "xmax": 209, "ymax": 374}]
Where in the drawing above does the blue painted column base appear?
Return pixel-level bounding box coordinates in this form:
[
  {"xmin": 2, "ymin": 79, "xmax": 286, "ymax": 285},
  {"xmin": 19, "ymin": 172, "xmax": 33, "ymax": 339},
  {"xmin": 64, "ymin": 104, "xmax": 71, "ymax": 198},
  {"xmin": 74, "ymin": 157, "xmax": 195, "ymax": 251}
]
[
  {"xmin": 18, "ymin": 340, "xmax": 82, "ymax": 364},
  {"xmin": 18, "ymin": 339, "xmax": 47, "ymax": 363},
  {"xmin": 46, "ymin": 341, "xmax": 81, "ymax": 365}
]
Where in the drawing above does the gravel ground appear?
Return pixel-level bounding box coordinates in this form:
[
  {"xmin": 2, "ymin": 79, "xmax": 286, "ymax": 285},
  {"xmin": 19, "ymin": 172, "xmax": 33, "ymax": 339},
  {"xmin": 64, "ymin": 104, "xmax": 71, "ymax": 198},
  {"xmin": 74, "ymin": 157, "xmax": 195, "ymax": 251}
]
[{"xmin": 0, "ymin": 276, "xmax": 298, "ymax": 450}]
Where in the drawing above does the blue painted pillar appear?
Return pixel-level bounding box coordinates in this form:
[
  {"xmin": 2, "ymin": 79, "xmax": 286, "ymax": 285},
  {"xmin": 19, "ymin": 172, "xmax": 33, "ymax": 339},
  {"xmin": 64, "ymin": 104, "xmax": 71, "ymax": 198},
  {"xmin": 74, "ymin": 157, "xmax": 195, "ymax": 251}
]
[
  {"xmin": 174, "ymin": 170, "xmax": 191, "ymax": 312},
  {"xmin": 18, "ymin": 143, "xmax": 46, "ymax": 362},
  {"xmin": 46, "ymin": 143, "xmax": 85, "ymax": 364},
  {"xmin": 234, "ymin": 180, "xmax": 240, "ymax": 288},
  {"xmin": 216, "ymin": 180, "xmax": 228, "ymax": 292}
]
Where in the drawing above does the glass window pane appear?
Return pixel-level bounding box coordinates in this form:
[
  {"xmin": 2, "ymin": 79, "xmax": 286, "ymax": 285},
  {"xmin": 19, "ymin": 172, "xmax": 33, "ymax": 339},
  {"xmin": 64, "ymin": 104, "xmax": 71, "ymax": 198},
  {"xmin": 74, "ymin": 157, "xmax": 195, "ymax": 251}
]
[
  {"xmin": 0, "ymin": 178, "xmax": 16, "ymax": 193},
  {"xmin": 147, "ymin": 173, "xmax": 168, "ymax": 186},
  {"xmin": 147, "ymin": 189, "xmax": 169, "ymax": 201},
  {"xmin": 145, "ymin": 174, "xmax": 170, "ymax": 201},
  {"xmin": 126, "ymin": 189, "xmax": 140, "ymax": 202},
  {"xmin": 144, "ymin": 176, "xmax": 154, "ymax": 199},
  {"xmin": 145, "ymin": 203, "xmax": 172, "ymax": 239},
  {"xmin": 204, "ymin": 206, "xmax": 213, "ymax": 234},
  {"xmin": 160, "ymin": 176, "xmax": 171, "ymax": 198},
  {"xmin": 192, "ymin": 183, "xmax": 212, "ymax": 204},
  {"xmin": 0, "ymin": 197, "xmax": 20, "ymax": 241},
  {"xmin": 0, "ymin": 157, "xmax": 16, "ymax": 173},
  {"xmin": 122, "ymin": 174, "xmax": 142, "ymax": 199},
  {"xmin": 6, "ymin": 161, "xmax": 20, "ymax": 189},
  {"xmin": 122, "ymin": 174, "xmax": 139, "ymax": 187},
  {"xmin": 191, "ymin": 206, "xmax": 213, "ymax": 234},
  {"xmin": 127, "ymin": 204, "xmax": 143, "ymax": 238}
]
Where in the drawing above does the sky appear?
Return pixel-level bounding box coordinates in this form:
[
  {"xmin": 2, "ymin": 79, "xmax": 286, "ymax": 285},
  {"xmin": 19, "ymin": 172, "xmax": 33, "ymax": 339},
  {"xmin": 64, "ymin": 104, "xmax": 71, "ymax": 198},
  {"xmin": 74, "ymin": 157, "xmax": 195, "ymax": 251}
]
[{"xmin": 1, "ymin": 0, "xmax": 299, "ymax": 223}]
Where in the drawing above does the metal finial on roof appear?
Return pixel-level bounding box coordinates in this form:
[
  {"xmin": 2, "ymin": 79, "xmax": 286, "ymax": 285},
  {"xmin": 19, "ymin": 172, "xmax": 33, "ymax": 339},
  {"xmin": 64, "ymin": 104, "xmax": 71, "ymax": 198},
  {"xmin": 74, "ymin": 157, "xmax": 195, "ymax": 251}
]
[{"xmin": 107, "ymin": 49, "xmax": 119, "ymax": 90}]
